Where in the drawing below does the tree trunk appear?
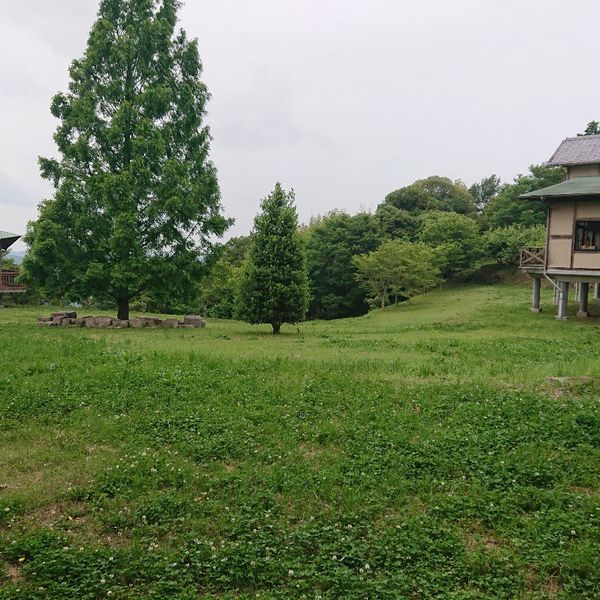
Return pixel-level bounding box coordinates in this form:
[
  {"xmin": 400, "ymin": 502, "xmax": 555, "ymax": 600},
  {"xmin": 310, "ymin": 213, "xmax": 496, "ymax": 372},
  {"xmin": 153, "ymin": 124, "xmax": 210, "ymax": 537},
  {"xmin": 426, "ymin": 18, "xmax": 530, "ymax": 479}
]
[
  {"xmin": 117, "ymin": 297, "xmax": 130, "ymax": 321},
  {"xmin": 272, "ymin": 322, "xmax": 281, "ymax": 335}
]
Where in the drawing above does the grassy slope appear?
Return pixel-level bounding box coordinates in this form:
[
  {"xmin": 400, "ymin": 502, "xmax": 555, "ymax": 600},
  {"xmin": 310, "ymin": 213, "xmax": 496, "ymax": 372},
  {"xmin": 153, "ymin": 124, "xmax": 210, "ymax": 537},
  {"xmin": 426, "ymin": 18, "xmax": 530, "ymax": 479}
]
[{"xmin": 1, "ymin": 283, "xmax": 599, "ymax": 599}]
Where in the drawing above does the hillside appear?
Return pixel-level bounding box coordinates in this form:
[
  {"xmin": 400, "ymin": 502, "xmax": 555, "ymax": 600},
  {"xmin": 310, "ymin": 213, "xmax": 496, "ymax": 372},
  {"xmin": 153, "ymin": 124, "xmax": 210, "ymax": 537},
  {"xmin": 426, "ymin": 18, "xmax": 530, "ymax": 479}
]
[{"xmin": 1, "ymin": 284, "xmax": 600, "ymax": 598}]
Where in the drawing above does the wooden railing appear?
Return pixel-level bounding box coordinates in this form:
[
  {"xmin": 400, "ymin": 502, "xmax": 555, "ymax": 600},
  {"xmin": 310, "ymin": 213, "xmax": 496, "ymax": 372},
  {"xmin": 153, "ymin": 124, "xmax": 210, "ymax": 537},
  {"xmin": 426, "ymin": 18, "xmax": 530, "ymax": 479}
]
[
  {"xmin": 0, "ymin": 271, "xmax": 26, "ymax": 293},
  {"xmin": 519, "ymin": 247, "xmax": 546, "ymax": 270}
]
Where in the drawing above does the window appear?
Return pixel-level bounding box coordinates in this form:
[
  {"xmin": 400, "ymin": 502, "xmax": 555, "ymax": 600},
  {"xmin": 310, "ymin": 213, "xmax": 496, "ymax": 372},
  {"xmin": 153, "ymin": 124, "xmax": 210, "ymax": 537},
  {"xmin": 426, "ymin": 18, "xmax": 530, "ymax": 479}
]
[{"xmin": 575, "ymin": 220, "xmax": 600, "ymax": 251}]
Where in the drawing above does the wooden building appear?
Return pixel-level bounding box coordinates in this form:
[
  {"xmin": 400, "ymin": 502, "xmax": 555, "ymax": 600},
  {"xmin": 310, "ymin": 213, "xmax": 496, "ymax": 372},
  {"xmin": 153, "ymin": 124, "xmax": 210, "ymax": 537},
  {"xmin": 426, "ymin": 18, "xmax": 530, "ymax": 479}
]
[
  {"xmin": 520, "ymin": 134, "xmax": 600, "ymax": 318},
  {"xmin": 0, "ymin": 230, "xmax": 26, "ymax": 295}
]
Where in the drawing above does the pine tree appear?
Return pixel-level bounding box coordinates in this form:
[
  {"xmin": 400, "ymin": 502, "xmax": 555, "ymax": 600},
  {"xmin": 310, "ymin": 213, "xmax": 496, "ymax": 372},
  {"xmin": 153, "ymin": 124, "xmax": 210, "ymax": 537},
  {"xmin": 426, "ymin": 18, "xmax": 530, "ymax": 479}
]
[
  {"xmin": 237, "ymin": 184, "xmax": 309, "ymax": 334},
  {"xmin": 22, "ymin": 0, "xmax": 230, "ymax": 319}
]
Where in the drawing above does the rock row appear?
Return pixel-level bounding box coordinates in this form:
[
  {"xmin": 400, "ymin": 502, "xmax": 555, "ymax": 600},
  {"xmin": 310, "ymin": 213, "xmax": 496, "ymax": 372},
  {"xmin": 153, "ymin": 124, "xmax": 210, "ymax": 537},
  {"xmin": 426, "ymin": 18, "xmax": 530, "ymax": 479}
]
[{"xmin": 37, "ymin": 312, "xmax": 206, "ymax": 329}]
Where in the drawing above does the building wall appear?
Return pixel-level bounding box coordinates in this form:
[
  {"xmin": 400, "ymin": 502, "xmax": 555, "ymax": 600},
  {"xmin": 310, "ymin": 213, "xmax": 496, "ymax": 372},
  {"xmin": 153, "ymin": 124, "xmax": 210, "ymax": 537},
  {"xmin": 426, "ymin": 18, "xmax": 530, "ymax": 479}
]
[
  {"xmin": 547, "ymin": 199, "xmax": 600, "ymax": 270},
  {"xmin": 547, "ymin": 201, "xmax": 574, "ymax": 268},
  {"xmin": 567, "ymin": 165, "xmax": 600, "ymax": 179}
]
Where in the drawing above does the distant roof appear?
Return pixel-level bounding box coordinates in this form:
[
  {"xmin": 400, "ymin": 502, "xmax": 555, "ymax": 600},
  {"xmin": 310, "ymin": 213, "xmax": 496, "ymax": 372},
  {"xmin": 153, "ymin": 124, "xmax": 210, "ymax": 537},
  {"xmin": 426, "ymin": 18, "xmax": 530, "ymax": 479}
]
[
  {"xmin": 0, "ymin": 230, "xmax": 21, "ymax": 251},
  {"xmin": 520, "ymin": 176, "xmax": 600, "ymax": 200},
  {"xmin": 547, "ymin": 135, "xmax": 600, "ymax": 166}
]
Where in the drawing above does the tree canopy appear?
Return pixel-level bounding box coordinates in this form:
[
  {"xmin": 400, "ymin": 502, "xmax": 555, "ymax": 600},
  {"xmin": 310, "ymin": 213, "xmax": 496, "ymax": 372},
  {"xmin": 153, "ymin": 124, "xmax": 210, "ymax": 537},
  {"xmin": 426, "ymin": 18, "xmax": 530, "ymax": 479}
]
[
  {"xmin": 237, "ymin": 184, "xmax": 309, "ymax": 334},
  {"xmin": 482, "ymin": 165, "xmax": 564, "ymax": 229},
  {"xmin": 581, "ymin": 121, "xmax": 600, "ymax": 136},
  {"xmin": 353, "ymin": 240, "xmax": 441, "ymax": 308},
  {"xmin": 468, "ymin": 175, "xmax": 501, "ymax": 214},
  {"xmin": 22, "ymin": 0, "xmax": 229, "ymax": 319},
  {"xmin": 418, "ymin": 211, "xmax": 480, "ymax": 278},
  {"xmin": 304, "ymin": 211, "xmax": 382, "ymax": 319},
  {"xmin": 383, "ymin": 176, "xmax": 477, "ymax": 217}
]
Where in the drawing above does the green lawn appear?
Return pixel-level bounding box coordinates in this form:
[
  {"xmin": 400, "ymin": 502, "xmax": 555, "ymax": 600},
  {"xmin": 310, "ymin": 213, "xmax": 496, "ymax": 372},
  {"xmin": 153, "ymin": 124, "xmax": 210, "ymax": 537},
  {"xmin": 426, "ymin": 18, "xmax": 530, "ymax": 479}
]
[{"xmin": 1, "ymin": 283, "xmax": 600, "ymax": 599}]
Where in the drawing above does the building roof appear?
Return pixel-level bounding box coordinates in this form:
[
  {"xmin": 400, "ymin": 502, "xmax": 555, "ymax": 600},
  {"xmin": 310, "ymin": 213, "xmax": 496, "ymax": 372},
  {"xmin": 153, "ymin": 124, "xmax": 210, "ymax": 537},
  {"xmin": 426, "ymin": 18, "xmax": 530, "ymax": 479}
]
[
  {"xmin": 0, "ymin": 230, "xmax": 21, "ymax": 251},
  {"xmin": 520, "ymin": 176, "xmax": 600, "ymax": 200},
  {"xmin": 547, "ymin": 134, "xmax": 600, "ymax": 166}
]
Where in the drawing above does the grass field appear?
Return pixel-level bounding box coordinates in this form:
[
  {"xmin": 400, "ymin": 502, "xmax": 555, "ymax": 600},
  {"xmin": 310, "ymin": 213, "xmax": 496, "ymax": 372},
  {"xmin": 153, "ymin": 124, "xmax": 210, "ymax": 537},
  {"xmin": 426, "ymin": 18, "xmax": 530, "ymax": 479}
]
[{"xmin": 1, "ymin": 283, "xmax": 600, "ymax": 599}]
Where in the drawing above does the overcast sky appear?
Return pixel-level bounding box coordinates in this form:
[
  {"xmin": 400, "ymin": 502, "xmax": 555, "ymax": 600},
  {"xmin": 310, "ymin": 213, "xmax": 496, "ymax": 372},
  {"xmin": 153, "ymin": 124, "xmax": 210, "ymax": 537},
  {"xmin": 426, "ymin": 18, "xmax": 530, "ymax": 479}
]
[{"xmin": 2, "ymin": 0, "xmax": 600, "ymax": 251}]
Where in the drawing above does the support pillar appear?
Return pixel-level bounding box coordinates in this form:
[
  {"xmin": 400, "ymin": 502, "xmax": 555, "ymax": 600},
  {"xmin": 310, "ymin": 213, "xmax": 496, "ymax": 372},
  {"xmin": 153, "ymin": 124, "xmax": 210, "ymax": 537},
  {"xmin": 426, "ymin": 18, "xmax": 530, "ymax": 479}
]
[
  {"xmin": 531, "ymin": 277, "xmax": 541, "ymax": 313},
  {"xmin": 577, "ymin": 282, "xmax": 589, "ymax": 318},
  {"xmin": 594, "ymin": 283, "xmax": 600, "ymax": 301},
  {"xmin": 553, "ymin": 283, "xmax": 559, "ymax": 306},
  {"xmin": 557, "ymin": 281, "xmax": 569, "ymax": 320},
  {"xmin": 575, "ymin": 283, "xmax": 581, "ymax": 302}
]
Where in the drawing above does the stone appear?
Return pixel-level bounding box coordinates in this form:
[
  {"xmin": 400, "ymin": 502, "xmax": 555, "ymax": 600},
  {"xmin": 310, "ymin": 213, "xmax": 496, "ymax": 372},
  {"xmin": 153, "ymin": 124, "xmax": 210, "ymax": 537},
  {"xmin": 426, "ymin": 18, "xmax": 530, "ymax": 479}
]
[
  {"xmin": 84, "ymin": 316, "xmax": 113, "ymax": 328},
  {"xmin": 61, "ymin": 318, "xmax": 76, "ymax": 326},
  {"xmin": 112, "ymin": 319, "xmax": 130, "ymax": 328},
  {"xmin": 162, "ymin": 319, "xmax": 179, "ymax": 328},
  {"xmin": 94, "ymin": 316, "xmax": 113, "ymax": 328},
  {"xmin": 37, "ymin": 316, "xmax": 53, "ymax": 323},
  {"xmin": 183, "ymin": 315, "xmax": 207, "ymax": 328},
  {"xmin": 51, "ymin": 311, "xmax": 77, "ymax": 320},
  {"xmin": 130, "ymin": 317, "xmax": 159, "ymax": 328},
  {"xmin": 74, "ymin": 318, "xmax": 87, "ymax": 327}
]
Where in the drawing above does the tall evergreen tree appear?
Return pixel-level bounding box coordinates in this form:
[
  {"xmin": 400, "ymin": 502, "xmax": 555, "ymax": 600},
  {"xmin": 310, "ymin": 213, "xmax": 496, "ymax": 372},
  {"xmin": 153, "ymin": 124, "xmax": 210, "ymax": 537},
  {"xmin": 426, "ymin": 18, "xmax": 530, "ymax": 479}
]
[
  {"xmin": 22, "ymin": 0, "xmax": 230, "ymax": 319},
  {"xmin": 237, "ymin": 184, "xmax": 309, "ymax": 334}
]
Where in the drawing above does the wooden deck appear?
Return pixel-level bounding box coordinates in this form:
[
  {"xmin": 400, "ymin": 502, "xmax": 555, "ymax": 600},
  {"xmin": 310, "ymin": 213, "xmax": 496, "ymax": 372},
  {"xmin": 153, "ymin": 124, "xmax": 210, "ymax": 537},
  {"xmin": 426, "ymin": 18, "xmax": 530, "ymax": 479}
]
[
  {"xmin": 0, "ymin": 271, "xmax": 26, "ymax": 293},
  {"xmin": 519, "ymin": 247, "xmax": 545, "ymax": 273}
]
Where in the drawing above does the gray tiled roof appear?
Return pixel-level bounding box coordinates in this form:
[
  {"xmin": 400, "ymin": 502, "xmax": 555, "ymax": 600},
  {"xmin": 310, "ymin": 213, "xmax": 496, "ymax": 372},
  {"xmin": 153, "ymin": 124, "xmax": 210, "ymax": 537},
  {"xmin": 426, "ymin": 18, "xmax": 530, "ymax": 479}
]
[{"xmin": 548, "ymin": 134, "xmax": 600, "ymax": 166}]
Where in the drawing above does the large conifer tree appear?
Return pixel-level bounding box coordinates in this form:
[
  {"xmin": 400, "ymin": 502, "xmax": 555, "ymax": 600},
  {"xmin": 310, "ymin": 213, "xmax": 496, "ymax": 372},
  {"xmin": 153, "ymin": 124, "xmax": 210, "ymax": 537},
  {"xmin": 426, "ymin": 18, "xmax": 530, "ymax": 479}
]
[
  {"xmin": 237, "ymin": 184, "xmax": 309, "ymax": 334},
  {"xmin": 23, "ymin": 0, "xmax": 229, "ymax": 319}
]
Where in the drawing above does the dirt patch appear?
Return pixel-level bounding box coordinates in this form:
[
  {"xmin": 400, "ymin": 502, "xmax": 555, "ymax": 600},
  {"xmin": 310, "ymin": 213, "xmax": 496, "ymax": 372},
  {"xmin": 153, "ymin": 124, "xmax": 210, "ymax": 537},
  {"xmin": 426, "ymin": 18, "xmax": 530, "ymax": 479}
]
[
  {"xmin": 462, "ymin": 520, "xmax": 503, "ymax": 553},
  {"xmin": 547, "ymin": 376, "xmax": 593, "ymax": 385},
  {"xmin": 4, "ymin": 562, "xmax": 23, "ymax": 584},
  {"xmin": 571, "ymin": 485, "xmax": 598, "ymax": 497},
  {"xmin": 16, "ymin": 501, "xmax": 129, "ymax": 549},
  {"xmin": 225, "ymin": 464, "xmax": 235, "ymax": 474},
  {"xmin": 546, "ymin": 376, "xmax": 596, "ymax": 400},
  {"xmin": 540, "ymin": 576, "xmax": 561, "ymax": 597},
  {"xmin": 29, "ymin": 501, "xmax": 88, "ymax": 529},
  {"xmin": 300, "ymin": 443, "xmax": 321, "ymax": 461}
]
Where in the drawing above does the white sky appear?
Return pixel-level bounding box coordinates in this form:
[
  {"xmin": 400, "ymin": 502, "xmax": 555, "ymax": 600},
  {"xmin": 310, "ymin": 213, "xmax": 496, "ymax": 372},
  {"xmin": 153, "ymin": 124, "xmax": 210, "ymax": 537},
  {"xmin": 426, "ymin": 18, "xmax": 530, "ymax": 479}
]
[{"xmin": 2, "ymin": 0, "xmax": 600, "ymax": 251}]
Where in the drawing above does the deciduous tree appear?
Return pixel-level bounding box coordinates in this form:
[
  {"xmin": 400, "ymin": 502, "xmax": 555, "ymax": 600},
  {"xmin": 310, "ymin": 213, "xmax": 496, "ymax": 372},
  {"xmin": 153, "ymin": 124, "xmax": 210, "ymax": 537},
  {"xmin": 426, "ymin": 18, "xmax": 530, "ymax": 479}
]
[
  {"xmin": 469, "ymin": 175, "xmax": 501, "ymax": 214},
  {"xmin": 22, "ymin": 0, "xmax": 229, "ymax": 319},
  {"xmin": 483, "ymin": 165, "xmax": 564, "ymax": 229},
  {"xmin": 383, "ymin": 176, "xmax": 477, "ymax": 217},
  {"xmin": 353, "ymin": 240, "xmax": 440, "ymax": 308},
  {"xmin": 418, "ymin": 211, "xmax": 480, "ymax": 278},
  {"xmin": 304, "ymin": 211, "xmax": 381, "ymax": 319}
]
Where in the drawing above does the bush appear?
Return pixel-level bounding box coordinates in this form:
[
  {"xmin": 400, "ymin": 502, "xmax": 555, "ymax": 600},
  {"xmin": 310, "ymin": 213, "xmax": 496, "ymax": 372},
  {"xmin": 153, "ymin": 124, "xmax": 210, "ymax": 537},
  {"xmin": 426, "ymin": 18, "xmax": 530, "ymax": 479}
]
[{"xmin": 483, "ymin": 224, "xmax": 546, "ymax": 265}]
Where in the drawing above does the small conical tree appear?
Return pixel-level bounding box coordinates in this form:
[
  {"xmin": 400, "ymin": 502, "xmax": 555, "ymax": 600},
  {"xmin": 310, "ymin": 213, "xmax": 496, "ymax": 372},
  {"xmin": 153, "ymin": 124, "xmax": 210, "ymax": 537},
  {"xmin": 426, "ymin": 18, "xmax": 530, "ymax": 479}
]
[
  {"xmin": 22, "ymin": 0, "xmax": 229, "ymax": 319},
  {"xmin": 237, "ymin": 183, "xmax": 309, "ymax": 334}
]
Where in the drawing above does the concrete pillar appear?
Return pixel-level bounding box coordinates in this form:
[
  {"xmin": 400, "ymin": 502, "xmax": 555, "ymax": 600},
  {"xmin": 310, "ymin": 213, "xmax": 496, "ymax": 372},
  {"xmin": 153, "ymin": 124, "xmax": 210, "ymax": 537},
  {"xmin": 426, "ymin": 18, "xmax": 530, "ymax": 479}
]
[
  {"xmin": 553, "ymin": 283, "xmax": 559, "ymax": 306},
  {"xmin": 575, "ymin": 283, "xmax": 581, "ymax": 302},
  {"xmin": 531, "ymin": 277, "xmax": 541, "ymax": 313},
  {"xmin": 594, "ymin": 283, "xmax": 600, "ymax": 300},
  {"xmin": 577, "ymin": 282, "xmax": 589, "ymax": 318},
  {"xmin": 557, "ymin": 281, "xmax": 569, "ymax": 320}
]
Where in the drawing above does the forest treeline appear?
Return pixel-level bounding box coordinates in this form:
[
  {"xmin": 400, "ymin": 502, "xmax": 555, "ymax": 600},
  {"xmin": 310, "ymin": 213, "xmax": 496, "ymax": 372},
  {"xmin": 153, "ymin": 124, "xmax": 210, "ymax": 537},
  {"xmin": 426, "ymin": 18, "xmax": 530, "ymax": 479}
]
[{"xmin": 194, "ymin": 164, "xmax": 560, "ymax": 321}]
